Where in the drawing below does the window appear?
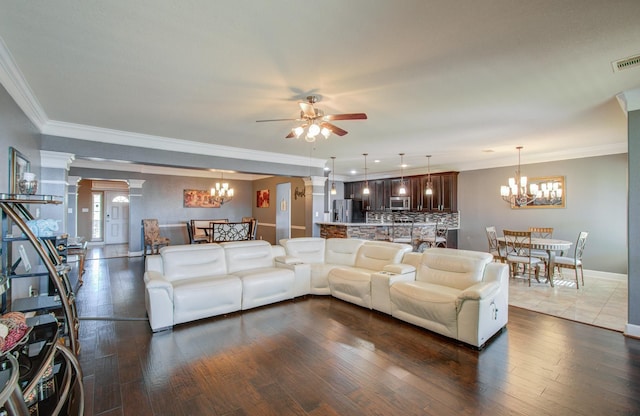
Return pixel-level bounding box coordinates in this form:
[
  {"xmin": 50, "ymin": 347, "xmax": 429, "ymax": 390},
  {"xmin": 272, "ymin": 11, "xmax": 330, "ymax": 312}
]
[{"xmin": 92, "ymin": 192, "xmax": 103, "ymax": 240}]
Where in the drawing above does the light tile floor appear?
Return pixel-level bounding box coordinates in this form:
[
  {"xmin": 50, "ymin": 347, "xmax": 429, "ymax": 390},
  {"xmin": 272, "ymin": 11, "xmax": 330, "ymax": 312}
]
[{"xmin": 508, "ymin": 270, "xmax": 628, "ymax": 332}]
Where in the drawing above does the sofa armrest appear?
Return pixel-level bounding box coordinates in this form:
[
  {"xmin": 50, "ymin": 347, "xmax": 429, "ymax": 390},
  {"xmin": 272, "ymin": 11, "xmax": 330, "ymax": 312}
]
[
  {"xmin": 145, "ymin": 254, "xmax": 164, "ymax": 273},
  {"xmin": 275, "ymin": 259, "xmax": 311, "ymax": 297},
  {"xmin": 371, "ymin": 269, "xmax": 416, "ymax": 314},
  {"xmin": 275, "ymin": 255, "xmax": 304, "ymax": 265},
  {"xmin": 383, "ymin": 263, "xmax": 416, "ymax": 275},
  {"xmin": 143, "ymin": 271, "xmax": 175, "ymax": 332},
  {"xmin": 458, "ymin": 281, "xmax": 500, "ymax": 301}
]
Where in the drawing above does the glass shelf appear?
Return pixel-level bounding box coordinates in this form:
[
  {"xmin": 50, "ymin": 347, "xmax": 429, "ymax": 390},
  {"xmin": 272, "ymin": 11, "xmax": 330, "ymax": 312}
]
[{"xmin": 0, "ymin": 194, "xmax": 63, "ymax": 204}]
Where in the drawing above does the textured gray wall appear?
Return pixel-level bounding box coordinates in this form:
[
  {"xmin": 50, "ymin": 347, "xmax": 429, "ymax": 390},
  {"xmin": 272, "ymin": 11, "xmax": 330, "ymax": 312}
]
[
  {"xmin": 458, "ymin": 153, "xmax": 628, "ymax": 274},
  {"xmin": 0, "ymin": 84, "xmax": 41, "ymax": 192}
]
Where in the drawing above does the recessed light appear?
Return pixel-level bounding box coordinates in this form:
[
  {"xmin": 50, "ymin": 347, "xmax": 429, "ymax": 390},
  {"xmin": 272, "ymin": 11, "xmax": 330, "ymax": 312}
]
[
  {"xmin": 374, "ymin": 159, "xmax": 380, "ymax": 163},
  {"xmin": 350, "ymin": 170, "xmax": 357, "ymax": 175},
  {"xmin": 482, "ymin": 149, "xmax": 495, "ymax": 153}
]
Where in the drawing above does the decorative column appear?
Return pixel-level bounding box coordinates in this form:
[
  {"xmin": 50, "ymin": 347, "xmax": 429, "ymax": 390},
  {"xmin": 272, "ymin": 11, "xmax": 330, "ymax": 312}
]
[
  {"xmin": 66, "ymin": 176, "xmax": 81, "ymax": 237},
  {"xmin": 39, "ymin": 151, "xmax": 75, "ymax": 230},
  {"xmin": 303, "ymin": 176, "xmax": 327, "ymax": 237},
  {"xmin": 128, "ymin": 179, "xmax": 145, "ymax": 256}
]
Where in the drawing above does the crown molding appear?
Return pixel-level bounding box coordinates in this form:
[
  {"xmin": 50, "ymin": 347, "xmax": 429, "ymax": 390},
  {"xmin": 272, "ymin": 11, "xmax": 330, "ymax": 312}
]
[
  {"xmin": 41, "ymin": 119, "xmax": 327, "ymax": 169},
  {"xmin": 0, "ymin": 37, "xmax": 48, "ymax": 128},
  {"xmin": 617, "ymin": 88, "xmax": 640, "ymax": 113}
]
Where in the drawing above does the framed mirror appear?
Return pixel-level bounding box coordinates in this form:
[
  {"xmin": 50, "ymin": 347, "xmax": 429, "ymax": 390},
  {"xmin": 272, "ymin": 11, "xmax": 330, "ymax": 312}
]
[
  {"xmin": 511, "ymin": 176, "xmax": 565, "ymax": 209},
  {"xmin": 9, "ymin": 147, "xmax": 30, "ymax": 194}
]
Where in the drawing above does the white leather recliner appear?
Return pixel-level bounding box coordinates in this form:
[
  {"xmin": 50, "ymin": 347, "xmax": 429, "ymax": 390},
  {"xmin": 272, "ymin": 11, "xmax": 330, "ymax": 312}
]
[
  {"xmin": 278, "ymin": 237, "xmax": 365, "ymax": 294},
  {"xmin": 391, "ymin": 248, "xmax": 509, "ymax": 348},
  {"xmin": 328, "ymin": 241, "xmax": 414, "ymax": 309}
]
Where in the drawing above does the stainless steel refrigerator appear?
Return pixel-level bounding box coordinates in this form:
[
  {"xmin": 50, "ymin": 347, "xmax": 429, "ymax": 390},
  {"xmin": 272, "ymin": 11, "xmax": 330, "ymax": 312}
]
[{"xmin": 333, "ymin": 199, "xmax": 363, "ymax": 223}]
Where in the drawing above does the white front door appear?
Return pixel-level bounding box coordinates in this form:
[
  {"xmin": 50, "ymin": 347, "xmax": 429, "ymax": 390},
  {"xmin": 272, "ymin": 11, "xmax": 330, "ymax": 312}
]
[{"xmin": 104, "ymin": 191, "xmax": 130, "ymax": 244}]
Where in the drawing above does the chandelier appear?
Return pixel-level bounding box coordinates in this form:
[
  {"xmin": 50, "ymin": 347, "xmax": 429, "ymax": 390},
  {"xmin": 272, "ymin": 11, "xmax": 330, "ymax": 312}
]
[
  {"xmin": 425, "ymin": 155, "xmax": 433, "ymax": 196},
  {"xmin": 210, "ymin": 172, "xmax": 234, "ymax": 205},
  {"xmin": 362, "ymin": 153, "xmax": 370, "ymax": 195},
  {"xmin": 398, "ymin": 153, "xmax": 407, "ymax": 195},
  {"xmin": 500, "ymin": 146, "xmax": 537, "ymax": 207}
]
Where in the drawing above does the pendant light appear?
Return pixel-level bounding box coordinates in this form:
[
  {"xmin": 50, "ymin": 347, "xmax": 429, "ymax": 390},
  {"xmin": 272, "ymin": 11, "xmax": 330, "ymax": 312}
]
[
  {"xmin": 362, "ymin": 153, "xmax": 370, "ymax": 195},
  {"xmin": 330, "ymin": 156, "xmax": 337, "ymax": 195},
  {"xmin": 425, "ymin": 155, "xmax": 433, "ymax": 196},
  {"xmin": 398, "ymin": 153, "xmax": 407, "ymax": 195}
]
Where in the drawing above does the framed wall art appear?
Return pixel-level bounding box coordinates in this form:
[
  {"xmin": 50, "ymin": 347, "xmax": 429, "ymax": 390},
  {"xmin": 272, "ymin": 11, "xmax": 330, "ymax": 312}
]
[
  {"xmin": 9, "ymin": 146, "xmax": 30, "ymax": 194},
  {"xmin": 257, "ymin": 189, "xmax": 270, "ymax": 208},
  {"xmin": 183, "ymin": 189, "xmax": 221, "ymax": 208}
]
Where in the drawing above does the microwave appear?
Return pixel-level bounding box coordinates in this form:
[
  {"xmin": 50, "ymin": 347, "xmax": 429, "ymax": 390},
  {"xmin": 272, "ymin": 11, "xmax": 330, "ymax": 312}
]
[{"xmin": 390, "ymin": 196, "xmax": 411, "ymax": 210}]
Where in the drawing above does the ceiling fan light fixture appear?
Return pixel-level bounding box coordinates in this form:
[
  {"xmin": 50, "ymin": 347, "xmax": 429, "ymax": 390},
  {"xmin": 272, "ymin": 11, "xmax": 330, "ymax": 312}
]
[
  {"xmin": 293, "ymin": 126, "xmax": 304, "ymax": 138},
  {"xmin": 308, "ymin": 124, "xmax": 320, "ymax": 137},
  {"xmin": 321, "ymin": 127, "xmax": 331, "ymax": 139}
]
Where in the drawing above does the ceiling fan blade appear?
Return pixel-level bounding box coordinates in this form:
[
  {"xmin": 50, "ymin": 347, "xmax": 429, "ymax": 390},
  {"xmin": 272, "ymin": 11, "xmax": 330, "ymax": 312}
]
[
  {"xmin": 320, "ymin": 122, "xmax": 348, "ymax": 136},
  {"xmin": 299, "ymin": 102, "xmax": 317, "ymax": 118},
  {"xmin": 285, "ymin": 131, "xmax": 296, "ymax": 139},
  {"xmin": 256, "ymin": 118, "xmax": 299, "ymax": 123},
  {"xmin": 323, "ymin": 113, "xmax": 368, "ymax": 121}
]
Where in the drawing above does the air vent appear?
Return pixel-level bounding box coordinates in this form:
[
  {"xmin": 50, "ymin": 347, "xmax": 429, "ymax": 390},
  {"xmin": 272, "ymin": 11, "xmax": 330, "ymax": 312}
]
[{"xmin": 612, "ymin": 54, "xmax": 640, "ymax": 72}]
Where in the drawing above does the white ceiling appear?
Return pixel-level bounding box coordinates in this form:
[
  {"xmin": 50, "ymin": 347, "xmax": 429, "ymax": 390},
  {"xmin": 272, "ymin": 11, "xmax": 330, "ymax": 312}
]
[{"xmin": 0, "ymin": 1, "xmax": 638, "ymax": 180}]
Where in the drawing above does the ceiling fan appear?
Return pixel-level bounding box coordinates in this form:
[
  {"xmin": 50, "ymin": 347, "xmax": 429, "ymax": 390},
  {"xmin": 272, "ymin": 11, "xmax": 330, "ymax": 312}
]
[{"xmin": 256, "ymin": 95, "xmax": 367, "ymax": 141}]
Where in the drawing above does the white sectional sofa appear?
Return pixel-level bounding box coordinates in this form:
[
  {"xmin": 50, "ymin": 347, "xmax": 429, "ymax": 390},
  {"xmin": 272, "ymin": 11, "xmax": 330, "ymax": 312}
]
[
  {"xmin": 144, "ymin": 237, "xmax": 508, "ymax": 348},
  {"xmin": 391, "ymin": 248, "xmax": 509, "ymax": 348},
  {"xmin": 144, "ymin": 240, "xmax": 306, "ymax": 332}
]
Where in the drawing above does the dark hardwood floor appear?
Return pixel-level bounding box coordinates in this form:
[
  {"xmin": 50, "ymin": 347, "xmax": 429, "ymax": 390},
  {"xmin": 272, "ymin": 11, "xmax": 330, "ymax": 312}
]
[{"xmin": 77, "ymin": 256, "xmax": 640, "ymax": 416}]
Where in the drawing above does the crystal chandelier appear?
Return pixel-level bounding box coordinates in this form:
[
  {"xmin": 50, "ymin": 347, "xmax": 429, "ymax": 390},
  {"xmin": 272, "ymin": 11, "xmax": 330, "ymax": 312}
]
[
  {"xmin": 210, "ymin": 172, "xmax": 234, "ymax": 205},
  {"xmin": 362, "ymin": 153, "xmax": 370, "ymax": 195},
  {"xmin": 398, "ymin": 153, "xmax": 407, "ymax": 195},
  {"xmin": 500, "ymin": 146, "xmax": 537, "ymax": 207}
]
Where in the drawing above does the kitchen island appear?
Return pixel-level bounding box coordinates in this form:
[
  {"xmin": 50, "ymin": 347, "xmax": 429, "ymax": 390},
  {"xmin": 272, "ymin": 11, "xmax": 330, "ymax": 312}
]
[{"xmin": 317, "ymin": 210, "xmax": 460, "ymax": 248}]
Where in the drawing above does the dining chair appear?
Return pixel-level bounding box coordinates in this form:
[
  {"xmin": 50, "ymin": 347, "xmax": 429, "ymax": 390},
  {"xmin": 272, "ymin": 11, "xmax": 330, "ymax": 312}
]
[
  {"xmin": 142, "ymin": 219, "xmax": 170, "ymax": 256},
  {"xmin": 188, "ymin": 220, "xmax": 209, "ymax": 244},
  {"xmin": 485, "ymin": 226, "xmax": 504, "ymax": 262},
  {"xmin": 242, "ymin": 217, "xmax": 258, "ymax": 240},
  {"xmin": 503, "ymin": 229, "xmax": 542, "ymax": 286},
  {"xmin": 528, "ymin": 226, "xmax": 554, "ymax": 272},
  {"xmin": 554, "ymin": 231, "xmax": 589, "ymax": 289},
  {"xmin": 210, "ymin": 222, "xmax": 251, "ymax": 242}
]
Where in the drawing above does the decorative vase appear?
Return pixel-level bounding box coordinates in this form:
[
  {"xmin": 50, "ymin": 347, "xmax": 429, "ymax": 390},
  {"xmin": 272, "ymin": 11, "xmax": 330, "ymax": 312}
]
[{"xmin": 18, "ymin": 172, "xmax": 38, "ymax": 195}]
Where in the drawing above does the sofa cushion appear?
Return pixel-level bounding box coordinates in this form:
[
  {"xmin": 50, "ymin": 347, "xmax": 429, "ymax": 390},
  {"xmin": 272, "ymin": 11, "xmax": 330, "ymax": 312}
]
[
  {"xmin": 233, "ymin": 267, "xmax": 295, "ymax": 310},
  {"xmin": 328, "ymin": 266, "xmax": 373, "ymax": 308},
  {"xmin": 279, "ymin": 237, "xmax": 326, "ymax": 263},
  {"xmin": 172, "ymin": 275, "xmax": 242, "ymax": 324},
  {"xmin": 390, "ymin": 281, "xmax": 460, "ymax": 337},
  {"xmin": 222, "ymin": 240, "xmax": 275, "ymax": 273},
  {"xmin": 354, "ymin": 242, "xmax": 412, "ymax": 271},
  {"xmin": 417, "ymin": 248, "xmax": 492, "ymax": 290},
  {"xmin": 325, "ymin": 238, "xmax": 366, "ymax": 265},
  {"xmin": 160, "ymin": 244, "xmax": 227, "ymax": 282}
]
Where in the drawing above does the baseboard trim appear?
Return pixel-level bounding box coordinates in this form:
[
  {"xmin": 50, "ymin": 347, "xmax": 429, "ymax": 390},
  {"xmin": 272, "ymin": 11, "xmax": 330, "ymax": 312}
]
[
  {"xmin": 624, "ymin": 323, "xmax": 640, "ymax": 339},
  {"xmin": 583, "ymin": 269, "xmax": 627, "ymax": 282}
]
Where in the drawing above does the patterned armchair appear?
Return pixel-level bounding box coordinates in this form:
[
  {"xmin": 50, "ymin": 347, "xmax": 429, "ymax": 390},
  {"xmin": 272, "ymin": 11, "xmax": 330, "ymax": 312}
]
[{"xmin": 143, "ymin": 219, "xmax": 170, "ymax": 256}]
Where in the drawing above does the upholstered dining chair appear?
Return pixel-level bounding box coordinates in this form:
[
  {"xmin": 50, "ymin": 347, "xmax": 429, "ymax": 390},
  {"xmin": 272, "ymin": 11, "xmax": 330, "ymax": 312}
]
[
  {"xmin": 434, "ymin": 222, "xmax": 448, "ymax": 248},
  {"xmin": 528, "ymin": 226, "xmax": 555, "ymax": 272},
  {"xmin": 142, "ymin": 219, "xmax": 170, "ymax": 257},
  {"xmin": 485, "ymin": 226, "xmax": 504, "ymax": 262},
  {"xmin": 503, "ymin": 229, "xmax": 542, "ymax": 286},
  {"xmin": 242, "ymin": 217, "xmax": 258, "ymax": 240},
  {"xmin": 554, "ymin": 231, "xmax": 589, "ymax": 289}
]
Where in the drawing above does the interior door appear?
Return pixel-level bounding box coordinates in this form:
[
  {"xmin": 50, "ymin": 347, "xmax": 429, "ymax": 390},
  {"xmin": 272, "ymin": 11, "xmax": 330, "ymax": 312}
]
[
  {"xmin": 104, "ymin": 191, "xmax": 130, "ymax": 244},
  {"xmin": 275, "ymin": 183, "xmax": 291, "ymax": 243}
]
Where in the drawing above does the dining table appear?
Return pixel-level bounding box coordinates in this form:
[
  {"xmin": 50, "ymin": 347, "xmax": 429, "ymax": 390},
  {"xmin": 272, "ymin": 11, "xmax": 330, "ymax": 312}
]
[{"xmin": 497, "ymin": 236, "xmax": 572, "ymax": 287}]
